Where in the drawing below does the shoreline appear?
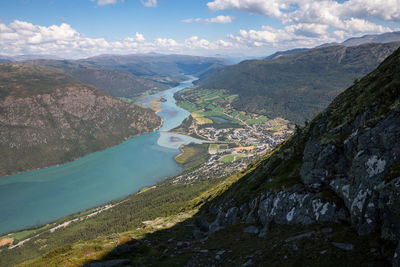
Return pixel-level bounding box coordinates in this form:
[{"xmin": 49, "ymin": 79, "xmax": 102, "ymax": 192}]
[
  {"xmin": 0, "ymin": 77, "xmax": 195, "ymax": 237},
  {"xmin": 0, "ymin": 92, "xmax": 169, "ymax": 179},
  {"xmin": 0, "ymin": 124, "xmax": 162, "ymax": 179},
  {"xmin": 1, "ymin": 197, "xmax": 131, "ymax": 250}
]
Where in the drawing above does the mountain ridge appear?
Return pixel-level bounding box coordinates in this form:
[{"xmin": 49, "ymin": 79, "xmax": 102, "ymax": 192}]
[{"xmin": 265, "ymin": 31, "xmax": 400, "ymax": 60}]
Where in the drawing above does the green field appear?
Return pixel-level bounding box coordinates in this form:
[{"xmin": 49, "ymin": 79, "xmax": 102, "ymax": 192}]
[
  {"xmin": 174, "ymin": 143, "xmax": 210, "ymax": 172},
  {"xmin": 175, "ymin": 88, "xmax": 277, "ymax": 128},
  {"xmin": 220, "ymin": 154, "xmax": 235, "ymax": 163},
  {"xmin": 246, "ymin": 116, "xmax": 269, "ymax": 125},
  {"xmin": 176, "ymin": 89, "xmax": 243, "ymax": 126}
]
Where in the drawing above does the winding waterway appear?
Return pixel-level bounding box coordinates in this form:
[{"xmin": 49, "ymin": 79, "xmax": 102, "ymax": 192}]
[{"xmin": 0, "ymin": 77, "xmax": 203, "ymax": 235}]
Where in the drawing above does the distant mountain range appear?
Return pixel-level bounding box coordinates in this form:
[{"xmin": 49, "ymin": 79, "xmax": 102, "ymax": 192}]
[
  {"xmin": 197, "ymin": 41, "xmax": 400, "ymax": 123},
  {"xmin": 266, "ymin": 31, "xmax": 400, "ymax": 60},
  {"xmin": 80, "ymin": 53, "xmax": 228, "ymax": 77},
  {"xmin": 24, "ymin": 54, "xmax": 227, "ymax": 98},
  {"xmin": 0, "ymin": 54, "xmax": 63, "ymax": 62}
]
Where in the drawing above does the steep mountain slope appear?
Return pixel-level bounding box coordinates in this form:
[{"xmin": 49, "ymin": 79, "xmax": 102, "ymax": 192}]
[
  {"xmin": 189, "ymin": 46, "xmax": 400, "ymax": 265},
  {"xmin": 342, "ymin": 31, "xmax": 400, "ymax": 46},
  {"xmin": 264, "ymin": 48, "xmax": 309, "ymax": 60},
  {"xmin": 0, "ymin": 63, "xmax": 161, "ymax": 176},
  {"xmin": 11, "ymin": 48, "xmax": 400, "ymax": 267},
  {"xmin": 66, "ymin": 68, "xmax": 169, "ymax": 98},
  {"xmin": 27, "ymin": 59, "xmax": 172, "ymax": 98},
  {"xmin": 197, "ymin": 42, "xmax": 400, "ymax": 123}
]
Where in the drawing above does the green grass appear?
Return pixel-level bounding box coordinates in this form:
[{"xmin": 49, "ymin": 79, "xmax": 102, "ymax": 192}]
[
  {"xmin": 177, "ymin": 101, "xmax": 198, "ymax": 113},
  {"xmin": 272, "ymin": 125, "xmax": 283, "ymax": 131},
  {"xmin": 8, "ymin": 225, "xmax": 51, "ymax": 242},
  {"xmin": 176, "ymin": 88, "xmax": 244, "ymax": 126},
  {"xmin": 220, "ymin": 155, "xmax": 235, "ymax": 163},
  {"xmin": 119, "ymin": 97, "xmax": 133, "ymax": 103},
  {"xmin": 246, "ymin": 115, "xmax": 269, "ymax": 125},
  {"xmin": 209, "ymin": 144, "xmax": 218, "ymax": 150},
  {"xmin": 174, "ymin": 143, "xmax": 210, "ymax": 172}
]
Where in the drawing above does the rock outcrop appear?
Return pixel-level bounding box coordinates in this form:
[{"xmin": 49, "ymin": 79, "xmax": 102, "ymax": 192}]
[{"xmin": 194, "ymin": 47, "xmax": 400, "ymax": 265}]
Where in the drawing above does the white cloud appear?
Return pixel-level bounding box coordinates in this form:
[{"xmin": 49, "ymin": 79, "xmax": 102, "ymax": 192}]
[
  {"xmin": 341, "ymin": 18, "xmax": 392, "ymax": 33},
  {"xmin": 124, "ymin": 32, "xmax": 146, "ymax": 43},
  {"xmin": 207, "ymin": 15, "xmax": 234, "ymax": 23},
  {"xmin": 141, "ymin": 0, "xmax": 157, "ymax": 7},
  {"xmin": 0, "ymin": 20, "xmax": 240, "ymax": 58},
  {"xmin": 182, "ymin": 15, "xmax": 234, "ymax": 24},
  {"xmin": 228, "ymin": 24, "xmax": 336, "ymax": 49},
  {"xmin": 207, "ymin": 0, "xmax": 400, "ymax": 43},
  {"xmin": 181, "ymin": 18, "xmax": 202, "ymax": 23},
  {"xmin": 284, "ymin": 23, "xmax": 329, "ymax": 37},
  {"xmin": 207, "ymin": 0, "xmax": 293, "ymax": 19},
  {"xmin": 185, "ymin": 36, "xmax": 212, "ymax": 49},
  {"xmin": 155, "ymin": 38, "xmax": 179, "ymax": 47},
  {"xmin": 91, "ymin": 0, "xmax": 121, "ymax": 6},
  {"xmin": 207, "ymin": 0, "xmax": 400, "ymax": 22}
]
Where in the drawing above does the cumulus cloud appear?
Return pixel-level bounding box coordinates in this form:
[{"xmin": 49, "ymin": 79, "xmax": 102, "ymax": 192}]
[
  {"xmin": 208, "ymin": 0, "xmax": 287, "ymax": 18},
  {"xmin": 155, "ymin": 38, "xmax": 179, "ymax": 47},
  {"xmin": 207, "ymin": 0, "xmax": 400, "ymax": 43},
  {"xmin": 0, "ymin": 20, "xmax": 239, "ymax": 58},
  {"xmin": 141, "ymin": 0, "xmax": 157, "ymax": 7},
  {"xmin": 182, "ymin": 15, "xmax": 234, "ymax": 24},
  {"xmin": 228, "ymin": 24, "xmax": 336, "ymax": 49},
  {"xmin": 285, "ymin": 23, "xmax": 329, "ymax": 38},
  {"xmin": 207, "ymin": 0, "xmax": 400, "ymax": 22}
]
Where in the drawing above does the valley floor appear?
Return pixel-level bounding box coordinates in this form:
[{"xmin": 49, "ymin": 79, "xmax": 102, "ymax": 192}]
[{"xmin": 0, "ymin": 86, "xmax": 297, "ymax": 266}]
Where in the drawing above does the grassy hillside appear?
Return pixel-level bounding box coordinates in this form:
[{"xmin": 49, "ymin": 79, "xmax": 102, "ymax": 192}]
[
  {"xmin": 197, "ymin": 42, "xmax": 400, "ymax": 124},
  {"xmin": 0, "ymin": 63, "xmax": 161, "ymax": 176}
]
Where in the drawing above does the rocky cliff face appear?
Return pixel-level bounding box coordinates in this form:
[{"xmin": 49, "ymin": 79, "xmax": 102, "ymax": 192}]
[
  {"xmin": 193, "ymin": 48, "xmax": 400, "ymax": 265},
  {"xmin": 0, "ymin": 63, "xmax": 161, "ymax": 176}
]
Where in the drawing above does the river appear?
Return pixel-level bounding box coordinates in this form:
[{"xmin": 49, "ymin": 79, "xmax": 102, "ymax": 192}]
[{"xmin": 0, "ymin": 77, "xmax": 203, "ymax": 235}]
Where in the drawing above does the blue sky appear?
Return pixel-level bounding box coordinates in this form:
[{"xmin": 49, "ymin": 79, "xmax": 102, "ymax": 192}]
[{"xmin": 0, "ymin": 0, "xmax": 399, "ymax": 58}]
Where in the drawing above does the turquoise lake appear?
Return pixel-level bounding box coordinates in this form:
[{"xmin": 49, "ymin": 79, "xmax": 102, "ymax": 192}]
[{"xmin": 0, "ymin": 77, "xmax": 202, "ymax": 235}]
